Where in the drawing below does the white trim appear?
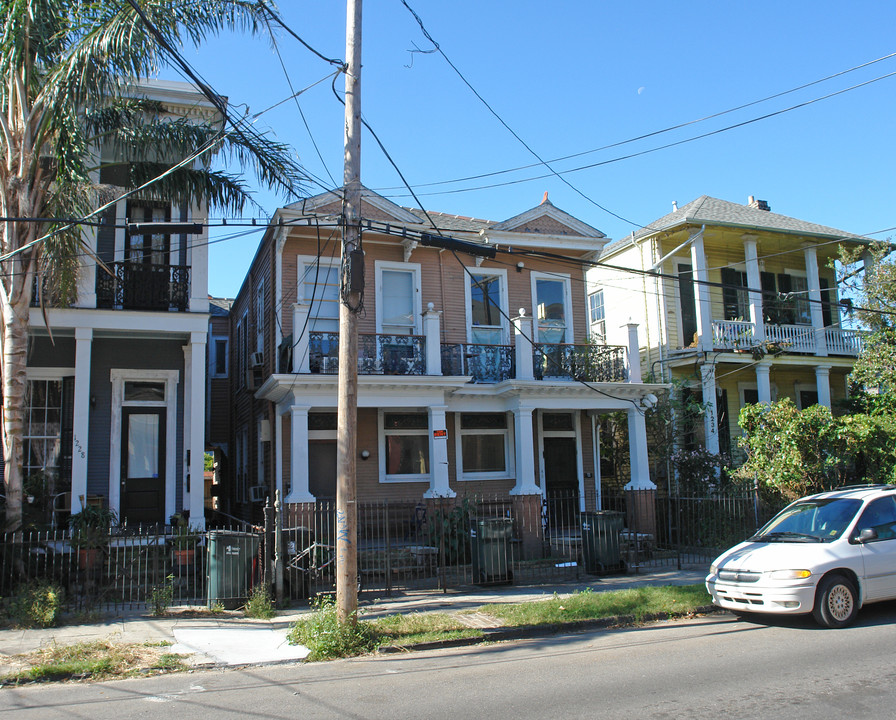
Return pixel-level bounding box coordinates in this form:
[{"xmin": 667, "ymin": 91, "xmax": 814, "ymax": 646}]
[
  {"xmin": 375, "ymin": 260, "xmax": 422, "ymax": 335},
  {"xmin": 210, "ymin": 335, "xmax": 228, "ymax": 378},
  {"xmin": 454, "ymin": 411, "xmax": 514, "ymax": 482},
  {"xmin": 737, "ymin": 381, "xmax": 778, "ymax": 407},
  {"xmin": 794, "ymin": 382, "xmax": 819, "ymax": 409},
  {"xmin": 530, "ymin": 271, "xmax": 574, "ymax": 343},
  {"xmin": 25, "ymin": 367, "xmax": 75, "ymax": 380},
  {"xmin": 378, "ymin": 408, "xmax": 431, "ymax": 484},
  {"xmin": 108, "ymin": 369, "xmax": 179, "ymax": 522},
  {"xmin": 464, "ymin": 267, "xmax": 510, "ymax": 344}
]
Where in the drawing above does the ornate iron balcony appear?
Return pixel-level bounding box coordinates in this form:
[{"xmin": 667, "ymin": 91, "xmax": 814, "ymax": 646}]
[
  {"xmin": 96, "ymin": 262, "xmax": 190, "ymax": 311},
  {"xmin": 534, "ymin": 343, "xmax": 627, "ymax": 382},
  {"xmin": 441, "ymin": 343, "xmax": 514, "ymax": 382},
  {"xmin": 308, "ymin": 332, "xmax": 426, "ymax": 375}
]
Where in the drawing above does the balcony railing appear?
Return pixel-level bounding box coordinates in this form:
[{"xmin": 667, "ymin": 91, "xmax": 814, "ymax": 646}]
[
  {"xmin": 711, "ymin": 319, "xmax": 866, "ymax": 356},
  {"xmin": 309, "ymin": 332, "xmax": 426, "ymax": 375},
  {"xmin": 441, "ymin": 343, "xmax": 514, "ymax": 382},
  {"xmin": 533, "ymin": 343, "xmax": 628, "ymax": 382},
  {"xmin": 96, "ymin": 262, "xmax": 190, "ymax": 311}
]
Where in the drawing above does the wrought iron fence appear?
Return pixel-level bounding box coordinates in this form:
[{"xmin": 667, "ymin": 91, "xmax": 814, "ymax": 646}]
[
  {"xmin": 308, "ymin": 332, "xmax": 426, "ymax": 375},
  {"xmin": 440, "ymin": 343, "xmax": 514, "ymax": 382},
  {"xmin": 0, "ymin": 489, "xmax": 778, "ymax": 612},
  {"xmin": 533, "ymin": 343, "xmax": 628, "ymax": 382},
  {"xmin": 95, "ymin": 262, "xmax": 190, "ymax": 311}
]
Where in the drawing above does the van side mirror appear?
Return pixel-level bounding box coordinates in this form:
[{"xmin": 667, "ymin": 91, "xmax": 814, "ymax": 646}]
[{"xmin": 857, "ymin": 527, "xmax": 879, "ymax": 543}]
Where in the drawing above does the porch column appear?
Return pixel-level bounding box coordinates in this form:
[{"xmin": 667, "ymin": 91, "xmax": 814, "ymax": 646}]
[
  {"xmin": 700, "ymin": 363, "xmax": 720, "ymax": 455},
  {"xmin": 804, "ymin": 244, "xmax": 827, "ymax": 356},
  {"xmin": 189, "ymin": 200, "xmax": 209, "ymax": 313},
  {"xmin": 756, "ymin": 361, "xmax": 772, "ymax": 404},
  {"xmin": 291, "ymin": 303, "xmax": 311, "ymax": 373},
  {"xmin": 624, "ymin": 406, "xmax": 656, "ymax": 539},
  {"xmin": 513, "ymin": 310, "xmax": 534, "ymax": 380},
  {"xmin": 690, "ymin": 228, "xmax": 713, "ymax": 351},
  {"xmin": 286, "ymin": 406, "xmax": 314, "ymax": 502},
  {"xmin": 510, "ymin": 407, "xmax": 539, "ymax": 494},
  {"xmin": 815, "ymin": 365, "xmax": 832, "ymax": 409},
  {"xmin": 422, "ymin": 303, "xmax": 442, "ymax": 375},
  {"xmin": 71, "ymin": 328, "xmax": 93, "ymax": 513},
  {"xmin": 624, "ymin": 321, "xmax": 641, "ymax": 383},
  {"xmin": 185, "ymin": 332, "xmax": 206, "ymax": 527},
  {"xmin": 424, "ymin": 405, "xmax": 454, "ymax": 498},
  {"xmin": 743, "ymin": 235, "xmax": 765, "ymax": 343}
]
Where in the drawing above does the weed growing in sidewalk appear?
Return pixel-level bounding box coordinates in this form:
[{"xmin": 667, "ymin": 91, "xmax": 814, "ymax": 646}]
[
  {"xmin": 288, "ymin": 596, "xmax": 378, "ymax": 661},
  {"xmin": 150, "ymin": 575, "xmax": 174, "ymax": 616},
  {"xmin": 244, "ymin": 585, "xmax": 275, "ymax": 619},
  {"xmin": 5, "ymin": 580, "xmax": 65, "ymax": 628}
]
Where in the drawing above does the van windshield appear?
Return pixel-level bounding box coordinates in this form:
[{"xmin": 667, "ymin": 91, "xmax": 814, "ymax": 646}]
[{"xmin": 749, "ymin": 498, "xmax": 862, "ymax": 543}]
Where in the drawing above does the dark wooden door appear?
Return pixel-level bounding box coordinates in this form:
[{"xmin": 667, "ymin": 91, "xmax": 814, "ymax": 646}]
[
  {"xmin": 543, "ymin": 437, "xmax": 579, "ymax": 530},
  {"xmin": 121, "ymin": 407, "xmax": 166, "ymax": 525}
]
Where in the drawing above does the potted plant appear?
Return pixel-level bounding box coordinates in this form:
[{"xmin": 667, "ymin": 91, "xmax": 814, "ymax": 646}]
[
  {"xmin": 69, "ymin": 504, "xmax": 117, "ymax": 570},
  {"xmin": 169, "ymin": 513, "xmax": 200, "ymax": 566}
]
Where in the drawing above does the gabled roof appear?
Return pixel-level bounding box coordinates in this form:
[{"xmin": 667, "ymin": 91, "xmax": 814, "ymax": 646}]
[
  {"xmin": 208, "ymin": 296, "xmax": 233, "ymax": 316},
  {"xmin": 602, "ymin": 195, "xmax": 869, "ymax": 256},
  {"xmin": 490, "ymin": 197, "xmax": 606, "ymax": 238}
]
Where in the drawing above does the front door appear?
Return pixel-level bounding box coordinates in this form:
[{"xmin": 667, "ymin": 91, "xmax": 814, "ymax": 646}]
[
  {"xmin": 543, "ymin": 436, "xmax": 579, "ymax": 530},
  {"xmin": 121, "ymin": 407, "xmax": 166, "ymax": 525},
  {"xmin": 309, "ymin": 440, "xmax": 337, "ymax": 500}
]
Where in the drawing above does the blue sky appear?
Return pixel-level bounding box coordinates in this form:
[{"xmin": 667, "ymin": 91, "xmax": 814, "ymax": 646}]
[{"xmin": 165, "ymin": 1, "xmax": 896, "ymax": 298}]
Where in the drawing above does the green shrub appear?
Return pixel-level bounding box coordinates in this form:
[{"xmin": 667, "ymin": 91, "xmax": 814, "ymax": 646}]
[
  {"xmin": 244, "ymin": 584, "xmax": 275, "ymax": 619},
  {"xmin": 9, "ymin": 580, "xmax": 65, "ymax": 628},
  {"xmin": 287, "ymin": 595, "xmax": 378, "ymax": 661}
]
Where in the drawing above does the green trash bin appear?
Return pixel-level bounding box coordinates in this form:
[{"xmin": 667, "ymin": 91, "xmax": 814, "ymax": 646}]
[
  {"xmin": 207, "ymin": 530, "xmax": 260, "ymax": 609},
  {"xmin": 470, "ymin": 517, "xmax": 514, "ymax": 584},
  {"xmin": 580, "ymin": 511, "xmax": 624, "ymax": 574}
]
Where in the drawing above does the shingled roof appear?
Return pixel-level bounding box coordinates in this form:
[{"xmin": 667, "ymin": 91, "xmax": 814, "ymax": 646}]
[{"xmin": 602, "ymin": 195, "xmax": 869, "ymax": 256}]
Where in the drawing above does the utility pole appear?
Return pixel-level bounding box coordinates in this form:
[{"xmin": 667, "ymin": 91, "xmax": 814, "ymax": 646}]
[{"xmin": 336, "ymin": 0, "xmax": 362, "ymax": 624}]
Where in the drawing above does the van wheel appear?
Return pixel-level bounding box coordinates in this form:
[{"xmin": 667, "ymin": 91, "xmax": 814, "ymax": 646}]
[{"xmin": 812, "ymin": 574, "xmax": 858, "ymax": 628}]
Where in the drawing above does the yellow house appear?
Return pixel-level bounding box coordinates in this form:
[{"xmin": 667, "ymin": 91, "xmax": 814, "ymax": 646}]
[{"xmin": 588, "ymin": 195, "xmax": 871, "ymax": 460}]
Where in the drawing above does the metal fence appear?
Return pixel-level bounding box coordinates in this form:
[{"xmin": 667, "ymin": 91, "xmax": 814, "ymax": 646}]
[{"xmin": 0, "ymin": 489, "xmax": 780, "ymax": 612}]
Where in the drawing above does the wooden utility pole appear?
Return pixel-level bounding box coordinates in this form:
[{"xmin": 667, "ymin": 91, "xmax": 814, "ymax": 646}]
[{"xmin": 336, "ymin": 0, "xmax": 362, "ymax": 624}]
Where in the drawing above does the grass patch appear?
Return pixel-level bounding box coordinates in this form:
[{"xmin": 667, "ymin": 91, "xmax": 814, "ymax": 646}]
[
  {"xmin": 481, "ymin": 584, "xmax": 711, "ymax": 626},
  {"xmin": 371, "ymin": 612, "xmax": 482, "ymax": 646},
  {"xmin": 244, "ymin": 585, "xmax": 276, "ymax": 619},
  {"xmin": 287, "ymin": 596, "xmax": 379, "ymax": 662},
  {"xmin": 0, "ymin": 640, "xmax": 189, "ymax": 685}
]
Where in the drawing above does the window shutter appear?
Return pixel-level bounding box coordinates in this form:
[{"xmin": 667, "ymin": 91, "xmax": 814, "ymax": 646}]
[
  {"xmin": 721, "ymin": 267, "xmax": 740, "ymax": 320},
  {"xmin": 678, "ymin": 264, "xmax": 697, "ymax": 346}
]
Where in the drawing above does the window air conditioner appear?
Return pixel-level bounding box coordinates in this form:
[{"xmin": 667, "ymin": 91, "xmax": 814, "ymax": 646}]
[
  {"xmin": 249, "ymin": 485, "xmax": 267, "ymax": 503},
  {"xmin": 249, "ymin": 351, "xmax": 264, "ymax": 368}
]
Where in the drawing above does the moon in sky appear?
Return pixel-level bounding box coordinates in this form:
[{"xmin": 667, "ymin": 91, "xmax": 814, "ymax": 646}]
[{"xmin": 637, "ymin": 86, "xmax": 645, "ymax": 95}]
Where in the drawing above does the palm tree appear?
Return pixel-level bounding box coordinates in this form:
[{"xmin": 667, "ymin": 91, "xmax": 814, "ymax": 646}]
[{"xmin": 0, "ymin": 1, "xmax": 309, "ymax": 530}]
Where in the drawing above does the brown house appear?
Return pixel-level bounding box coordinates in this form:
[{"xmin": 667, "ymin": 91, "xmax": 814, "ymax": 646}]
[{"xmin": 215, "ymin": 188, "xmax": 663, "ymax": 539}]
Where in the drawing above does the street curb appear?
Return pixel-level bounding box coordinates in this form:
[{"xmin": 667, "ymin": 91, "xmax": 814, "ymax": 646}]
[{"xmin": 376, "ymin": 604, "xmax": 721, "ymax": 654}]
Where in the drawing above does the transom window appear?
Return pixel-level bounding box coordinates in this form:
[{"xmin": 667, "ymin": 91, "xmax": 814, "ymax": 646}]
[
  {"xmin": 383, "ymin": 412, "xmax": 429, "ymax": 479},
  {"xmin": 124, "ymin": 381, "xmax": 165, "ymax": 402}
]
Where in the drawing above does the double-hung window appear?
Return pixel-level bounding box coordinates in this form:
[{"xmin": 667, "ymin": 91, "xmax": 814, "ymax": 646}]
[
  {"xmin": 467, "ymin": 270, "xmax": 507, "ymax": 344},
  {"xmin": 299, "ymin": 257, "xmax": 340, "ymax": 332},
  {"xmin": 457, "ymin": 412, "xmax": 511, "ymax": 479},
  {"xmin": 588, "ymin": 290, "xmax": 606, "ymax": 341},
  {"xmin": 376, "ymin": 262, "xmax": 421, "ymax": 335},
  {"xmin": 533, "ymin": 274, "xmax": 571, "ymax": 343},
  {"xmin": 382, "ymin": 411, "xmax": 429, "ymax": 481}
]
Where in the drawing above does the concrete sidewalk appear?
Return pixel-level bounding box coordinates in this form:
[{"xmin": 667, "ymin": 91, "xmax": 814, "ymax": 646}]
[{"xmin": 0, "ymin": 567, "xmax": 708, "ymax": 671}]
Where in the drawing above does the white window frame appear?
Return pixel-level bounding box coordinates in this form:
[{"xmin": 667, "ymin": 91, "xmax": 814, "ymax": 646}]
[
  {"xmin": 375, "ymin": 260, "xmax": 422, "ymax": 335},
  {"xmin": 236, "ymin": 424, "xmax": 249, "ymax": 504},
  {"xmin": 255, "ymin": 279, "xmax": 265, "ymax": 354},
  {"xmin": 795, "ymin": 382, "xmax": 819, "ymax": 410},
  {"xmin": 378, "ymin": 409, "xmax": 431, "ymax": 483},
  {"xmin": 211, "ymin": 336, "xmax": 228, "ymax": 378},
  {"xmin": 454, "ymin": 411, "xmax": 514, "ymax": 481},
  {"xmin": 737, "ymin": 381, "xmax": 778, "ymax": 409},
  {"xmin": 297, "ymin": 255, "xmax": 341, "ymax": 333},
  {"xmin": 464, "ymin": 267, "xmax": 509, "ymax": 344},
  {"xmin": 531, "ymin": 271, "xmax": 574, "ymax": 343},
  {"xmin": 588, "ymin": 289, "xmax": 606, "ymax": 342}
]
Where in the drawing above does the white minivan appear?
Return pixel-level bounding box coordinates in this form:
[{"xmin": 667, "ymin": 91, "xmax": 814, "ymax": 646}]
[{"xmin": 705, "ymin": 485, "xmax": 896, "ymax": 628}]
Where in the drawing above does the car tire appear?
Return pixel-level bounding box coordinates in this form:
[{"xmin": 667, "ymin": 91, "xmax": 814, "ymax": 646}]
[{"xmin": 812, "ymin": 574, "xmax": 859, "ymax": 628}]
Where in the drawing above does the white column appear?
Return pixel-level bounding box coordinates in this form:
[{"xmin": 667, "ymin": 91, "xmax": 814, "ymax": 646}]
[
  {"xmin": 700, "ymin": 364, "xmax": 720, "ymax": 455},
  {"xmin": 422, "ymin": 303, "xmax": 442, "ymax": 375},
  {"xmin": 804, "ymin": 244, "xmax": 827, "ymax": 356},
  {"xmin": 292, "ymin": 303, "xmax": 311, "ymax": 373},
  {"xmin": 815, "ymin": 365, "xmax": 832, "ymax": 408},
  {"xmin": 186, "ymin": 332, "xmax": 207, "ymax": 527},
  {"xmin": 510, "ymin": 407, "xmax": 539, "ymax": 494},
  {"xmin": 286, "ymin": 406, "xmax": 314, "ymax": 502},
  {"xmin": 743, "ymin": 235, "xmax": 765, "ymax": 343},
  {"xmin": 71, "ymin": 328, "xmax": 93, "ymax": 513},
  {"xmin": 624, "ymin": 321, "xmax": 641, "ymax": 383},
  {"xmin": 424, "ymin": 405, "xmax": 454, "ymax": 498},
  {"xmin": 756, "ymin": 361, "xmax": 772, "ymax": 404},
  {"xmin": 513, "ymin": 310, "xmax": 534, "ymax": 380},
  {"xmin": 624, "ymin": 407, "xmax": 655, "ymax": 490},
  {"xmin": 690, "ymin": 228, "xmax": 713, "ymax": 351},
  {"xmin": 189, "ymin": 200, "xmax": 209, "ymax": 313}
]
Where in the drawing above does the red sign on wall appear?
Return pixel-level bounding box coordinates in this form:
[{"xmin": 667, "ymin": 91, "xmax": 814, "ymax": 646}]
[{"xmin": 433, "ymin": 429, "xmax": 448, "ymax": 438}]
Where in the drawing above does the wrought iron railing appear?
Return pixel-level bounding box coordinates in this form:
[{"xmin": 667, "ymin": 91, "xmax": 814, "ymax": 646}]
[
  {"xmin": 533, "ymin": 343, "xmax": 628, "ymax": 382},
  {"xmin": 441, "ymin": 343, "xmax": 514, "ymax": 382},
  {"xmin": 308, "ymin": 332, "xmax": 426, "ymax": 375},
  {"xmin": 96, "ymin": 262, "xmax": 190, "ymax": 311}
]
